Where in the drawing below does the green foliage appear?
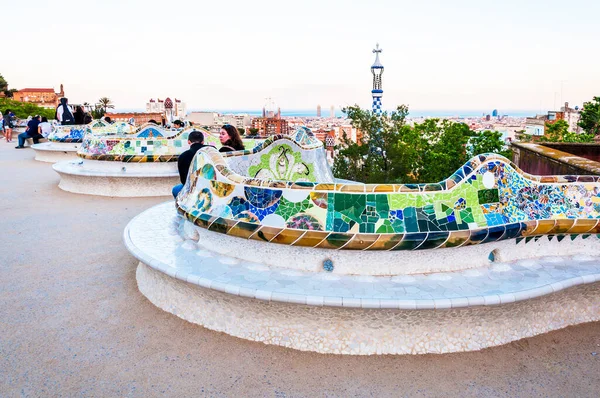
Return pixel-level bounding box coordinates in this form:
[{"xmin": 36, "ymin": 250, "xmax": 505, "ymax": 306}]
[
  {"xmin": 91, "ymin": 106, "xmax": 105, "ymax": 119},
  {"xmin": 333, "ymin": 105, "xmax": 418, "ymax": 183},
  {"xmin": 0, "ymin": 73, "xmax": 17, "ymax": 97},
  {"xmin": 97, "ymin": 97, "xmax": 115, "ymax": 113},
  {"xmin": 238, "ymin": 127, "xmax": 246, "ymax": 135},
  {"xmin": 0, "ymin": 74, "xmax": 7, "ymax": 92},
  {"xmin": 544, "ymin": 120, "xmax": 569, "ymax": 142},
  {"xmin": 4, "ymin": 89, "xmax": 17, "ymax": 98},
  {"xmin": 469, "ymin": 130, "xmax": 511, "ymax": 158},
  {"xmin": 0, "ymin": 98, "xmax": 55, "ymax": 120},
  {"xmin": 541, "ymin": 119, "xmax": 594, "ymax": 143},
  {"xmin": 333, "ymin": 105, "xmax": 509, "ymax": 184},
  {"xmin": 578, "ymin": 96, "xmax": 600, "ymax": 135},
  {"xmin": 248, "ymin": 127, "xmax": 259, "ymax": 136}
]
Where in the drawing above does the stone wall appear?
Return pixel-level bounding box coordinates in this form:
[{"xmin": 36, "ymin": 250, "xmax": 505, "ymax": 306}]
[{"xmin": 512, "ymin": 142, "xmax": 600, "ymax": 176}]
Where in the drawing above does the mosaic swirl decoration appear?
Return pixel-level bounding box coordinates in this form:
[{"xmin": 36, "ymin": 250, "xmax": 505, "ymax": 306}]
[
  {"xmin": 49, "ymin": 125, "xmax": 92, "ymax": 143},
  {"xmin": 78, "ymin": 126, "xmax": 193, "ymax": 162},
  {"xmin": 48, "ymin": 120, "xmax": 110, "ymax": 143},
  {"xmin": 177, "ymin": 132, "xmax": 600, "ymax": 251},
  {"xmin": 78, "ymin": 126, "xmax": 267, "ymax": 163},
  {"xmin": 90, "ymin": 122, "xmax": 136, "ymax": 136}
]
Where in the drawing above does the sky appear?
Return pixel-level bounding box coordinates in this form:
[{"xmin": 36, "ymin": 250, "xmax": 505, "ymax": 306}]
[{"xmin": 3, "ymin": 0, "xmax": 599, "ymax": 113}]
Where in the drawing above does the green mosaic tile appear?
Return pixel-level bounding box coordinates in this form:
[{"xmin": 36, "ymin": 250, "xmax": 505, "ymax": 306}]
[
  {"xmin": 459, "ymin": 208, "xmax": 475, "ymax": 224},
  {"xmin": 478, "ymin": 189, "xmax": 500, "ymax": 205},
  {"xmin": 376, "ymin": 219, "xmax": 395, "ymax": 233},
  {"xmin": 248, "ymin": 143, "xmax": 316, "ymax": 182},
  {"xmin": 275, "ymin": 196, "xmax": 313, "ymax": 220},
  {"xmin": 334, "ymin": 193, "xmax": 366, "ymax": 224}
]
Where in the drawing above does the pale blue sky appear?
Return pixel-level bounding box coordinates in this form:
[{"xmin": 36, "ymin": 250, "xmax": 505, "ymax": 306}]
[{"xmin": 3, "ymin": 0, "xmax": 599, "ymax": 112}]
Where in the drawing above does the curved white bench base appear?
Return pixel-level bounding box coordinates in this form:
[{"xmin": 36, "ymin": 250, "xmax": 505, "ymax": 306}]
[
  {"xmin": 32, "ymin": 142, "xmax": 80, "ymax": 163},
  {"xmin": 126, "ymin": 203, "xmax": 600, "ymax": 355},
  {"xmin": 137, "ymin": 262, "xmax": 599, "ymax": 355},
  {"xmin": 53, "ymin": 159, "xmax": 178, "ymax": 197}
]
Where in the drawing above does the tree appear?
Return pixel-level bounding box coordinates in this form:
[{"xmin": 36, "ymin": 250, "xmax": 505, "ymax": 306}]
[
  {"xmin": 97, "ymin": 97, "xmax": 115, "ymax": 113},
  {"xmin": 247, "ymin": 127, "xmax": 259, "ymax": 136},
  {"xmin": 238, "ymin": 127, "xmax": 246, "ymax": 135},
  {"xmin": 332, "ymin": 105, "xmax": 509, "ymax": 184},
  {"xmin": 578, "ymin": 96, "xmax": 600, "ymax": 136},
  {"xmin": 469, "ymin": 130, "xmax": 509, "ymax": 157},
  {"xmin": 544, "ymin": 120, "xmax": 570, "ymax": 142},
  {"xmin": 0, "ymin": 74, "xmax": 8, "ymax": 93},
  {"xmin": 0, "ymin": 73, "xmax": 16, "ymax": 97},
  {"xmin": 333, "ymin": 105, "xmax": 419, "ymax": 184},
  {"xmin": 0, "ymin": 98, "xmax": 55, "ymax": 120},
  {"xmin": 91, "ymin": 105, "xmax": 105, "ymax": 119}
]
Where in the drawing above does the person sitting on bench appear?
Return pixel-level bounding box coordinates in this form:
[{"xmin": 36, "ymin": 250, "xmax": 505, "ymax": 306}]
[
  {"xmin": 15, "ymin": 115, "xmax": 43, "ymax": 149},
  {"xmin": 172, "ymin": 130, "xmax": 215, "ymax": 199}
]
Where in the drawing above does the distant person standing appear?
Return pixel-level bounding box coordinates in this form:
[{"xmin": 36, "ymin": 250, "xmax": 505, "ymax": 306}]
[
  {"xmin": 73, "ymin": 105, "xmax": 86, "ymax": 124},
  {"xmin": 15, "ymin": 115, "xmax": 42, "ymax": 148},
  {"xmin": 3, "ymin": 109, "xmax": 15, "ymax": 143},
  {"xmin": 55, "ymin": 98, "xmax": 75, "ymax": 125}
]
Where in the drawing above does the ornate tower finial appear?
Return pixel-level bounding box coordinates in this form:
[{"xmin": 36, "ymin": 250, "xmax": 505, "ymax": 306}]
[{"xmin": 371, "ymin": 44, "xmax": 384, "ymax": 115}]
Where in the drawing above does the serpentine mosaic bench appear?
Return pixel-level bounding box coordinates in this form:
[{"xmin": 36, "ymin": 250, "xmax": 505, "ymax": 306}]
[
  {"xmin": 125, "ymin": 128, "xmax": 600, "ymax": 354},
  {"xmin": 31, "ymin": 120, "xmax": 119, "ymax": 163},
  {"xmin": 52, "ymin": 124, "xmax": 192, "ymax": 196},
  {"xmin": 52, "ymin": 125, "xmax": 263, "ymax": 197}
]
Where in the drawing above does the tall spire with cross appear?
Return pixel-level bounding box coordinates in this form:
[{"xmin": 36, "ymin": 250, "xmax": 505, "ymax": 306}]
[{"xmin": 371, "ymin": 43, "xmax": 384, "ymax": 115}]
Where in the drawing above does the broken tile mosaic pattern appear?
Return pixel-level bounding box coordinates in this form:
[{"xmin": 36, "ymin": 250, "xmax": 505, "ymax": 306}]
[{"xmin": 177, "ymin": 130, "xmax": 600, "ymax": 251}]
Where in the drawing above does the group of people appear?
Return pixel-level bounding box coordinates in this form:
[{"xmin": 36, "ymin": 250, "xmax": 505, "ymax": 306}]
[
  {"xmin": 172, "ymin": 124, "xmax": 245, "ymax": 198},
  {"xmin": 3, "ymin": 97, "xmax": 95, "ymax": 148},
  {"xmin": 55, "ymin": 98, "xmax": 92, "ymax": 125},
  {"xmin": 14, "ymin": 115, "xmax": 52, "ymax": 149},
  {"xmin": 2, "ymin": 110, "xmax": 52, "ymax": 147}
]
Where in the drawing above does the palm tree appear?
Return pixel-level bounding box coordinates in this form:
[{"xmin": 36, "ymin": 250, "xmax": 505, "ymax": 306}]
[{"xmin": 98, "ymin": 97, "xmax": 115, "ymax": 113}]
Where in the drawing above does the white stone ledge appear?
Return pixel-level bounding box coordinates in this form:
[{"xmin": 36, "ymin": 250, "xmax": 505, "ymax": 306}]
[
  {"xmin": 53, "ymin": 160, "xmax": 178, "ymax": 197},
  {"xmin": 123, "ymin": 202, "xmax": 600, "ymax": 310},
  {"xmin": 32, "ymin": 142, "xmax": 80, "ymax": 163}
]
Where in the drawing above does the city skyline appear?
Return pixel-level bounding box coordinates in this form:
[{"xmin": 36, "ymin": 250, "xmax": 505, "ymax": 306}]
[{"xmin": 3, "ymin": 0, "xmax": 600, "ymax": 112}]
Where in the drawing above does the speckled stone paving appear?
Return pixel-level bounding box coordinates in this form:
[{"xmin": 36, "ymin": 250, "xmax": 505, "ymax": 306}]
[{"xmin": 125, "ymin": 202, "xmax": 600, "ymax": 309}]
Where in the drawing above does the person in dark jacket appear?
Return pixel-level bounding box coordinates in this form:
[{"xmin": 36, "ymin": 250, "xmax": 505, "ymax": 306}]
[
  {"xmin": 219, "ymin": 124, "xmax": 245, "ymax": 152},
  {"xmin": 172, "ymin": 130, "xmax": 215, "ymax": 199},
  {"xmin": 73, "ymin": 106, "xmax": 86, "ymax": 124},
  {"xmin": 15, "ymin": 115, "xmax": 42, "ymax": 148},
  {"xmin": 55, "ymin": 98, "xmax": 75, "ymax": 125}
]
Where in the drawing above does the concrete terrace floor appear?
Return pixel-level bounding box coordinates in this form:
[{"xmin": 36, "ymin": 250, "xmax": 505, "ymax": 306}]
[{"xmin": 1, "ymin": 142, "xmax": 599, "ymax": 397}]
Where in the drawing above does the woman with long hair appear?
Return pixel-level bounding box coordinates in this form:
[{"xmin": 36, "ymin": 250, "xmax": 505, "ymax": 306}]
[
  {"xmin": 219, "ymin": 124, "xmax": 244, "ymax": 152},
  {"xmin": 73, "ymin": 105, "xmax": 85, "ymax": 124}
]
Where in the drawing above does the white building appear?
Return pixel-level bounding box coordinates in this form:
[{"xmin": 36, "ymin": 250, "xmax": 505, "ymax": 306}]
[
  {"xmin": 561, "ymin": 102, "xmax": 582, "ymax": 133},
  {"xmin": 146, "ymin": 98, "xmax": 186, "ymax": 122},
  {"xmin": 187, "ymin": 112, "xmax": 218, "ymax": 127},
  {"xmin": 187, "ymin": 112, "xmax": 252, "ymax": 132},
  {"xmin": 525, "ymin": 117, "xmax": 545, "ymax": 136}
]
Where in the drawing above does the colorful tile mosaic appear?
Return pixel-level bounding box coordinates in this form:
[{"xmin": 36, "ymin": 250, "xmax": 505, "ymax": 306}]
[
  {"xmin": 176, "ymin": 128, "xmax": 600, "ymax": 251},
  {"xmin": 78, "ymin": 125, "xmax": 262, "ymax": 163}
]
